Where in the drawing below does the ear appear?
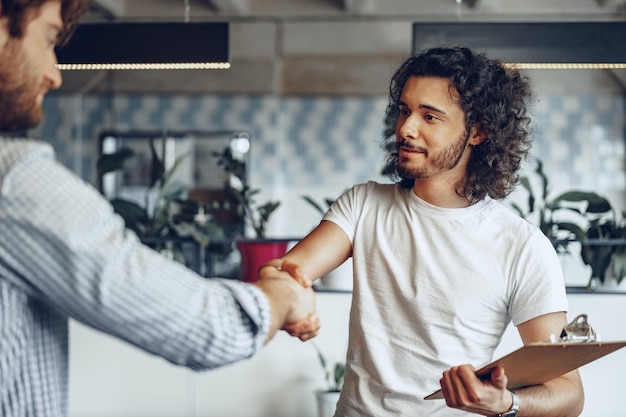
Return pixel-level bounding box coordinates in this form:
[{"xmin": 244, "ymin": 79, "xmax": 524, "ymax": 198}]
[{"xmin": 468, "ymin": 125, "xmax": 487, "ymax": 147}]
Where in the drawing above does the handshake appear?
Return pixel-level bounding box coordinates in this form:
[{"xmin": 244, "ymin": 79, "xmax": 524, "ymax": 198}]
[{"xmin": 254, "ymin": 259, "xmax": 320, "ymax": 342}]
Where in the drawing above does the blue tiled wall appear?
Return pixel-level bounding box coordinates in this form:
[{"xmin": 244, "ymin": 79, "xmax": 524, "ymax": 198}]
[{"xmin": 31, "ymin": 92, "xmax": 626, "ymax": 236}]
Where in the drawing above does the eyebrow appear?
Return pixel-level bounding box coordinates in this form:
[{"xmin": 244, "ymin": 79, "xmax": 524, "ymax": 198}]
[
  {"xmin": 47, "ymin": 22, "xmax": 63, "ymax": 43},
  {"xmin": 44, "ymin": 15, "xmax": 63, "ymax": 30},
  {"xmin": 398, "ymin": 100, "xmax": 447, "ymax": 115}
]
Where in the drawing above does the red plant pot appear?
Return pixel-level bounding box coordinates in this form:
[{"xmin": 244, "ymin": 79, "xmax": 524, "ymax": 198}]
[{"xmin": 236, "ymin": 239, "xmax": 290, "ymax": 283}]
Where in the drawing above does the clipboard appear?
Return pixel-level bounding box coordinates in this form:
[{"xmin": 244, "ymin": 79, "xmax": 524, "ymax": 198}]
[{"xmin": 424, "ymin": 340, "xmax": 626, "ymax": 400}]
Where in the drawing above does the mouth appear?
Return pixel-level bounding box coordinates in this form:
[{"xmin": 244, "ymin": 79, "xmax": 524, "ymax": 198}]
[{"xmin": 398, "ymin": 141, "xmax": 426, "ymax": 158}]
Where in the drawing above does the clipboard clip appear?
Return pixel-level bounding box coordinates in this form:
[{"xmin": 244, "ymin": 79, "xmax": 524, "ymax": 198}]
[{"xmin": 553, "ymin": 314, "xmax": 599, "ymax": 343}]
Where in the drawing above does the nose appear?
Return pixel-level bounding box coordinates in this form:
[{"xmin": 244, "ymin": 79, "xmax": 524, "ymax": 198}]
[
  {"xmin": 46, "ymin": 56, "xmax": 63, "ymax": 89},
  {"xmin": 397, "ymin": 114, "xmax": 419, "ymax": 140}
]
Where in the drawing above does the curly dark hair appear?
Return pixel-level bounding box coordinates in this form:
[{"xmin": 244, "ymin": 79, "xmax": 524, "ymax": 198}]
[
  {"xmin": 381, "ymin": 47, "xmax": 534, "ymax": 202},
  {"xmin": 1, "ymin": 0, "xmax": 88, "ymax": 44}
]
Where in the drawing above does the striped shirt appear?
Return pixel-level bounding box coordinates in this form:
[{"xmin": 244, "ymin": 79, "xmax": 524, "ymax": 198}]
[{"xmin": 0, "ymin": 138, "xmax": 271, "ymax": 417}]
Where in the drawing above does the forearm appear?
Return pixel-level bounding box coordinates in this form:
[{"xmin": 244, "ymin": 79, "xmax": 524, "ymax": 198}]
[
  {"xmin": 512, "ymin": 314, "xmax": 584, "ymax": 417},
  {"xmin": 442, "ymin": 341, "xmax": 584, "ymax": 416},
  {"xmin": 515, "ymin": 371, "xmax": 583, "ymax": 417},
  {"xmin": 260, "ymin": 220, "xmax": 352, "ymax": 287}
]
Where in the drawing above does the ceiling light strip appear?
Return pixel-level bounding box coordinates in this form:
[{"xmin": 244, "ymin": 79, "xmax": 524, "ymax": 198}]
[
  {"xmin": 56, "ymin": 62, "xmax": 231, "ymax": 71},
  {"xmin": 505, "ymin": 63, "xmax": 626, "ymax": 70}
]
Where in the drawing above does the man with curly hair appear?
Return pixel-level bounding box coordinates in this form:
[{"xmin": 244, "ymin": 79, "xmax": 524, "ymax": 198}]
[
  {"xmin": 261, "ymin": 47, "xmax": 584, "ymax": 416},
  {"xmin": 0, "ymin": 2, "xmax": 319, "ymax": 416}
]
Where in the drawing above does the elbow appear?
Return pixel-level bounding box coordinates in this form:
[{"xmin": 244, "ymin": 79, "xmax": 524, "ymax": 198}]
[{"xmin": 572, "ymin": 394, "xmax": 584, "ymax": 417}]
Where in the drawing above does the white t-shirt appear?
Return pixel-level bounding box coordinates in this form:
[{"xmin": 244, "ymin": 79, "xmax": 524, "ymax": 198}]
[{"xmin": 324, "ymin": 181, "xmax": 568, "ymax": 417}]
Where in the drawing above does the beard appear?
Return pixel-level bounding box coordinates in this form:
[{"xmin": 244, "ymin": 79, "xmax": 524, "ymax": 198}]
[
  {"xmin": 397, "ymin": 129, "xmax": 471, "ymax": 179},
  {"xmin": 0, "ymin": 38, "xmax": 44, "ymax": 132}
]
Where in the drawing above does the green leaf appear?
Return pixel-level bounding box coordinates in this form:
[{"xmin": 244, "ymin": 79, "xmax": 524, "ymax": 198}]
[
  {"xmin": 161, "ymin": 179, "xmax": 187, "ymax": 203},
  {"xmin": 554, "ymin": 222, "xmax": 587, "ymax": 241},
  {"xmin": 612, "ymin": 251, "xmax": 626, "ymax": 284},
  {"xmin": 110, "ymin": 198, "xmax": 150, "ymax": 235},
  {"xmin": 247, "ymin": 189, "xmax": 261, "ymax": 198},
  {"xmin": 111, "ymin": 198, "xmax": 148, "ymax": 221},
  {"xmin": 161, "ymin": 151, "xmax": 191, "ymax": 193},
  {"xmin": 535, "ymin": 159, "xmax": 549, "ymax": 201},
  {"xmin": 333, "ymin": 363, "xmax": 346, "ymax": 389},
  {"xmin": 258, "ymin": 201, "xmax": 281, "ymax": 222},
  {"xmin": 148, "ymin": 138, "xmax": 165, "ymax": 188},
  {"xmin": 518, "ymin": 176, "xmax": 535, "ymax": 215},
  {"xmin": 96, "ymin": 147, "xmax": 135, "ymax": 177},
  {"xmin": 585, "ymin": 196, "xmax": 613, "ymax": 214},
  {"xmin": 551, "ymin": 191, "xmax": 612, "ymax": 214},
  {"xmin": 302, "ymin": 195, "xmax": 326, "ymax": 215},
  {"xmin": 580, "ymin": 244, "xmax": 614, "ymax": 282}
]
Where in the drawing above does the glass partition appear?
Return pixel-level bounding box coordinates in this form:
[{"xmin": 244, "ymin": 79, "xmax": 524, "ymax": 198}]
[{"xmin": 98, "ymin": 129, "xmax": 251, "ymax": 278}]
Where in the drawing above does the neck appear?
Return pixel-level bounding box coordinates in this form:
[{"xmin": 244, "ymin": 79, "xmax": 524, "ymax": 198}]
[{"xmin": 412, "ymin": 171, "xmax": 471, "ymax": 208}]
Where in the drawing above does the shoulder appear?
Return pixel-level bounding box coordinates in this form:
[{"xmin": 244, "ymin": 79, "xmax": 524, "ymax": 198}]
[
  {"xmin": 486, "ymin": 199, "xmax": 538, "ymax": 232},
  {"xmin": 0, "ymin": 138, "xmax": 54, "ymax": 164},
  {"xmin": 333, "ymin": 181, "xmax": 405, "ymax": 213},
  {"xmin": 344, "ymin": 181, "xmax": 402, "ymax": 200},
  {"xmin": 0, "ymin": 138, "xmax": 56, "ymax": 189},
  {"xmin": 0, "ymin": 138, "xmax": 54, "ymax": 174},
  {"xmin": 479, "ymin": 199, "xmax": 557, "ymax": 258}
]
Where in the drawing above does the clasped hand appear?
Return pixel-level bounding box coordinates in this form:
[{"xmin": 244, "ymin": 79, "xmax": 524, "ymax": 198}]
[
  {"xmin": 258, "ymin": 260, "xmax": 320, "ymax": 341},
  {"xmin": 440, "ymin": 364, "xmax": 513, "ymax": 416}
]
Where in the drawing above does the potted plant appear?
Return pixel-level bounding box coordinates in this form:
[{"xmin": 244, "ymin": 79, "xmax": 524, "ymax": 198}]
[
  {"xmin": 97, "ymin": 137, "xmax": 226, "ymax": 272},
  {"xmin": 212, "ymin": 147, "xmax": 287, "ymax": 282},
  {"xmin": 512, "ymin": 159, "xmax": 626, "ymax": 289},
  {"xmin": 311, "ymin": 342, "xmax": 345, "ymax": 417},
  {"xmin": 213, "ymin": 147, "xmax": 280, "ymax": 239}
]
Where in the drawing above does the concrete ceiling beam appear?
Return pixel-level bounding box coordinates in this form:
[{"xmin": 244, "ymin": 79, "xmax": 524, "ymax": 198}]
[
  {"xmin": 342, "ymin": 0, "xmax": 377, "ymax": 14},
  {"xmin": 89, "ymin": 0, "xmax": 126, "ymax": 20},
  {"xmin": 205, "ymin": 0, "xmax": 249, "ymax": 15}
]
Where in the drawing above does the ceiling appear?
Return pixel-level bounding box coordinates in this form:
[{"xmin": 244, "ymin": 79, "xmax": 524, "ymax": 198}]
[
  {"xmin": 55, "ymin": 0, "xmax": 626, "ymax": 95},
  {"xmin": 86, "ymin": 0, "xmax": 626, "ymax": 22}
]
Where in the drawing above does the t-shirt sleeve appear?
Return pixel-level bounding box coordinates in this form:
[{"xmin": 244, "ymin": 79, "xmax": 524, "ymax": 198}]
[
  {"xmin": 322, "ymin": 183, "xmax": 371, "ymax": 243},
  {"xmin": 508, "ymin": 228, "xmax": 569, "ymax": 326}
]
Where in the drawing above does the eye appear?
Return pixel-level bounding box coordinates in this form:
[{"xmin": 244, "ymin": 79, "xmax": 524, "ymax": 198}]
[
  {"xmin": 46, "ymin": 30, "xmax": 60, "ymax": 48},
  {"xmin": 425, "ymin": 114, "xmax": 439, "ymax": 122},
  {"xmin": 398, "ymin": 106, "xmax": 410, "ymax": 117}
]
